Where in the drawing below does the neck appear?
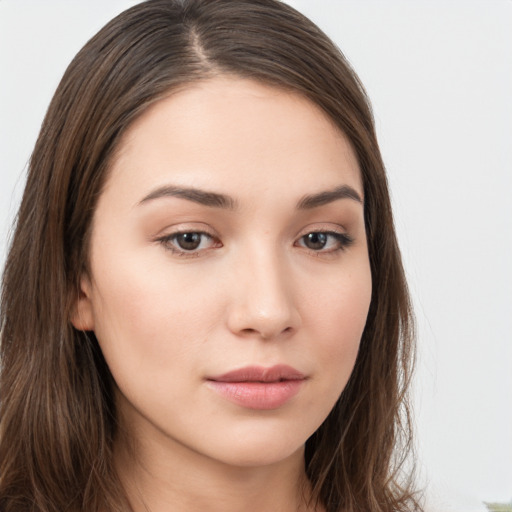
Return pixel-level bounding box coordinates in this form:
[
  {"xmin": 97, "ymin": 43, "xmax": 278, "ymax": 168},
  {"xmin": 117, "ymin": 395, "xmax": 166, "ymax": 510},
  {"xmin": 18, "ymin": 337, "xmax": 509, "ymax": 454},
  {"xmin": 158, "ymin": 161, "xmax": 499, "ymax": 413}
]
[{"xmin": 115, "ymin": 429, "xmax": 318, "ymax": 512}]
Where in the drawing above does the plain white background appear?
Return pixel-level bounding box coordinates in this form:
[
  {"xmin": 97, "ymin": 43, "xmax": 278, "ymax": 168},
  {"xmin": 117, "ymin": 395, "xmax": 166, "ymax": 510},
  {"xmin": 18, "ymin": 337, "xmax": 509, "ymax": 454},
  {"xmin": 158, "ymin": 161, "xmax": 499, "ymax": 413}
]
[{"xmin": 1, "ymin": 1, "xmax": 511, "ymax": 510}]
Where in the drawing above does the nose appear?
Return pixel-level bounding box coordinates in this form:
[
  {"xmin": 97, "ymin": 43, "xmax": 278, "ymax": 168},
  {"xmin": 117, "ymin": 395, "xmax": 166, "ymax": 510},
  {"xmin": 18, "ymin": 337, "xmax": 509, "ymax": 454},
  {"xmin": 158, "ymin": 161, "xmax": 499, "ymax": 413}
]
[{"xmin": 226, "ymin": 247, "xmax": 301, "ymax": 340}]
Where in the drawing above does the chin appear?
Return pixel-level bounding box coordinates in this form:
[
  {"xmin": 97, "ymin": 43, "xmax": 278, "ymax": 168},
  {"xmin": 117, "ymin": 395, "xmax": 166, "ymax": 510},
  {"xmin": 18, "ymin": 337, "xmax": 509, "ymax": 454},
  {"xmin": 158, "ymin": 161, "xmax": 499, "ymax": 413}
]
[
  {"xmin": 201, "ymin": 423, "xmax": 310, "ymax": 469},
  {"xmin": 217, "ymin": 442, "xmax": 305, "ymax": 469}
]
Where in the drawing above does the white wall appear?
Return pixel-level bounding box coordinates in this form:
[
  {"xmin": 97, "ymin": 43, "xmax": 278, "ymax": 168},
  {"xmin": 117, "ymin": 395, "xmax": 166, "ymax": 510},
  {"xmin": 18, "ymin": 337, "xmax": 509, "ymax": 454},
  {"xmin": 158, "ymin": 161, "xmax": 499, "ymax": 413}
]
[{"xmin": 1, "ymin": 1, "xmax": 511, "ymax": 510}]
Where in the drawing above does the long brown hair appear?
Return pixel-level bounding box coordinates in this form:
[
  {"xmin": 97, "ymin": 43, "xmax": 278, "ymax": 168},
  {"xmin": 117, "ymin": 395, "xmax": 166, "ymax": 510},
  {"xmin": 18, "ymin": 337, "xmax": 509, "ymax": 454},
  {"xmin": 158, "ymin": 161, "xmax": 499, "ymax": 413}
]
[{"xmin": 0, "ymin": 1, "xmax": 420, "ymax": 511}]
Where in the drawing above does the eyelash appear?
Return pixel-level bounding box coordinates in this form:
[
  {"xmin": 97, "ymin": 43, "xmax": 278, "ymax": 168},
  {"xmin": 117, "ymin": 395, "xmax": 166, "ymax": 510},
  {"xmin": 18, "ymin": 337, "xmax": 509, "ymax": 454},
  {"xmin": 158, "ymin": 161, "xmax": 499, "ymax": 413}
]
[
  {"xmin": 157, "ymin": 231, "xmax": 220, "ymax": 257},
  {"xmin": 157, "ymin": 229, "xmax": 354, "ymax": 257},
  {"xmin": 295, "ymin": 231, "xmax": 354, "ymax": 254}
]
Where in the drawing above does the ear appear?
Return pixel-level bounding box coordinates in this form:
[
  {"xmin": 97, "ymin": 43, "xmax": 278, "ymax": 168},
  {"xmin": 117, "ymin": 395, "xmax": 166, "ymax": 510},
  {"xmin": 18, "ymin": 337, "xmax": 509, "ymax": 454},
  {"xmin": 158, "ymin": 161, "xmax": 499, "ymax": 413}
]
[{"xmin": 70, "ymin": 275, "xmax": 95, "ymax": 331}]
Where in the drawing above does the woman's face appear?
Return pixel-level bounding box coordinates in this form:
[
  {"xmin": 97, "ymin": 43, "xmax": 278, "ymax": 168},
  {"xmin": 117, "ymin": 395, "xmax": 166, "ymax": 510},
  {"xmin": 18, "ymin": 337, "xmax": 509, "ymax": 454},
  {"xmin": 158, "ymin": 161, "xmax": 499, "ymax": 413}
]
[{"xmin": 73, "ymin": 77, "xmax": 372, "ymax": 468}]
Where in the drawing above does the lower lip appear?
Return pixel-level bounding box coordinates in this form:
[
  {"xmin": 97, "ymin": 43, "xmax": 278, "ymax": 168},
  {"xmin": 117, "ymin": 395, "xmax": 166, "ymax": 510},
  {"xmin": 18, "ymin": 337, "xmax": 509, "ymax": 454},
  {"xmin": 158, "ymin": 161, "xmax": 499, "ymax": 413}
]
[{"xmin": 206, "ymin": 380, "xmax": 304, "ymax": 410}]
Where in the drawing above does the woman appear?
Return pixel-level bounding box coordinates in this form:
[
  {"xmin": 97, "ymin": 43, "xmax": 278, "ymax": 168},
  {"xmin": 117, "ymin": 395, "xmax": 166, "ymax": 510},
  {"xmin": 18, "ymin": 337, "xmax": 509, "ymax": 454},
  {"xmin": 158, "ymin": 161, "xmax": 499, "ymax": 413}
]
[{"xmin": 0, "ymin": 1, "xmax": 419, "ymax": 511}]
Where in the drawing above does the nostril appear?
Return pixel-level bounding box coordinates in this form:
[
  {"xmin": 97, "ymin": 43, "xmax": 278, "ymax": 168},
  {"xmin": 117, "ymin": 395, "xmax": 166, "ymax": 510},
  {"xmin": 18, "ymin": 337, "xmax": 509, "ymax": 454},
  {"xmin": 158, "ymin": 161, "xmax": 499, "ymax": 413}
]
[
  {"xmin": 262, "ymin": 325, "xmax": 295, "ymax": 340},
  {"xmin": 226, "ymin": 294, "xmax": 301, "ymax": 339},
  {"xmin": 238, "ymin": 326, "xmax": 294, "ymax": 340}
]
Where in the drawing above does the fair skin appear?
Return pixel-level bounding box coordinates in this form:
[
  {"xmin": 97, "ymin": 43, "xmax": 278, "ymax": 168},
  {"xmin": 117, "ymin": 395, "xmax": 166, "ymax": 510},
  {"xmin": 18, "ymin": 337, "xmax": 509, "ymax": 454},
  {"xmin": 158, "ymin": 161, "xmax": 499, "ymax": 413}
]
[{"xmin": 72, "ymin": 77, "xmax": 372, "ymax": 512}]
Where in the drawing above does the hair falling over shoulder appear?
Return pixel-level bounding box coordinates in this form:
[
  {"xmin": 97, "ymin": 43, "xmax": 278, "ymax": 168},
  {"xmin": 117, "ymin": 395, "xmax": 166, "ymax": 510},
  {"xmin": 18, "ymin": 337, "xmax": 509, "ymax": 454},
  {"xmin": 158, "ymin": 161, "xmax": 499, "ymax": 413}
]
[{"xmin": 0, "ymin": 1, "xmax": 422, "ymax": 511}]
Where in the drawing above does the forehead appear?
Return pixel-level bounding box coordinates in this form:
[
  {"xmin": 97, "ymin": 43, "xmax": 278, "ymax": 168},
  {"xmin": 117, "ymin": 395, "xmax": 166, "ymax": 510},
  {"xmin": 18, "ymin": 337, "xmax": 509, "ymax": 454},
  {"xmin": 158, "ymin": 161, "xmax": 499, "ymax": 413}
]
[{"xmin": 105, "ymin": 76, "xmax": 362, "ymax": 203}]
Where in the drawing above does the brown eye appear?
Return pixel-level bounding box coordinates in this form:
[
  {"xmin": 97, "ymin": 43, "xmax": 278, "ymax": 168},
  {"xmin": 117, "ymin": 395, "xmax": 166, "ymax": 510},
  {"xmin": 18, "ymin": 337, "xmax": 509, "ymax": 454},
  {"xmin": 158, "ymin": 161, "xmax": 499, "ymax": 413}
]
[
  {"xmin": 158, "ymin": 231, "xmax": 219, "ymax": 255},
  {"xmin": 175, "ymin": 232, "xmax": 203, "ymax": 251},
  {"xmin": 297, "ymin": 231, "xmax": 354, "ymax": 253},
  {"xmin": 303, "ymin": 232, "xmax": 328, "ymax": 250}
]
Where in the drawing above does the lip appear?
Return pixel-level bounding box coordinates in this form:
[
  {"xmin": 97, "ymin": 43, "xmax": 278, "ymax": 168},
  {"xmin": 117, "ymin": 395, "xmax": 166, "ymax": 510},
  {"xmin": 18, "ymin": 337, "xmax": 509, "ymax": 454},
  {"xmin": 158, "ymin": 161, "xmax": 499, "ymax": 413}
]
[{"xmin": 205, "ymin": 365, "xmax": 306, "ymax": 410}]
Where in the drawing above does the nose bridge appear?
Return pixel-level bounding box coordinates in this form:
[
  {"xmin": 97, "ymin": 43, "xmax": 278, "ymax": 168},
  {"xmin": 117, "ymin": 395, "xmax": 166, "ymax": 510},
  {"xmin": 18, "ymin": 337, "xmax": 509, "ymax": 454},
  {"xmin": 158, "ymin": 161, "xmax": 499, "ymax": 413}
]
[{"xmin": 227, "ymin": 240, "xmax": 300, "ymax": 339}]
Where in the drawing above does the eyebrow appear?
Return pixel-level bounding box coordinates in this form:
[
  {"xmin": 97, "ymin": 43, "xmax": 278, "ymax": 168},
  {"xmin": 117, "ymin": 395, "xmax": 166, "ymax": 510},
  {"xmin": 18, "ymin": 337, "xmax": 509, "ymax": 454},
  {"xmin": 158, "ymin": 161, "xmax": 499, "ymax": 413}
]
[
  {"xmin": 297, "ymin": 185, "xmax": 363, "ymax": 209},
  {"xmin": 138, "ymin": 183, "xmax": 363, "ymax": 210},
  {"xmin": 138, "ymin": 185, "xmax": 237, "ymax": 209}
]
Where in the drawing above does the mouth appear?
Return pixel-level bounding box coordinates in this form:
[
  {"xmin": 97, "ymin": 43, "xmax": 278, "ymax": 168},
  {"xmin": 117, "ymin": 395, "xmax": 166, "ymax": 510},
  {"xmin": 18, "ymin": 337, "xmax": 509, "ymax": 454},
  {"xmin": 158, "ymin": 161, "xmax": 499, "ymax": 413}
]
[
  {"xmin": 205, "ymin": 365, "xmax": 306, "ymax": 410},
  {"xmin": 208, "ymin": 364, "xmax": 306, "ymax": 383}
]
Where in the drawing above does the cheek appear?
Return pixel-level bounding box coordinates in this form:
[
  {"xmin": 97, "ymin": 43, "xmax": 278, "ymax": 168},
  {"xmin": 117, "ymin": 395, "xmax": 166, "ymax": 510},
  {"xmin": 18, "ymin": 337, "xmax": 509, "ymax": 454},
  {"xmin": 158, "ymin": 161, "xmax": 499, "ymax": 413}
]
[
  {"xmin": 305, "ymin": 264, "xmax": 372, "ymax": 386},
  {"xmin": 88, "ymin": 255, "xmax": 217, "ymax": 381}
]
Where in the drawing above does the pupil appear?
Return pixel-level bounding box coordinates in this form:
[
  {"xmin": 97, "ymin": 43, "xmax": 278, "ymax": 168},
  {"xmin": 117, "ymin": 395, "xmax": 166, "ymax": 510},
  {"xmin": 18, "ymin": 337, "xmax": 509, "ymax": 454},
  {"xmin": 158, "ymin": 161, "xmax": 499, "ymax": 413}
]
[
  {"xmin": 177, "ymin": 232, "xmax": 201, "ymax": 250},
  {"xmin": 305, "ymin": 232, "xmax": 327, "ymax": 250}
]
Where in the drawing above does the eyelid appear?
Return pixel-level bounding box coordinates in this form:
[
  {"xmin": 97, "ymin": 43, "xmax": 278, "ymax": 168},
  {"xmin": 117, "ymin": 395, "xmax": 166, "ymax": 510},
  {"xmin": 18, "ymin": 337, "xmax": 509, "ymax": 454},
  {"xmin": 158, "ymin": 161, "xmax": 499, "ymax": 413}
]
[
  {"xmin": 153, "ymin": 223, "xmax": 354, "ymax": 257},
  {"xmin": 295, "ymin": 223, "xmax": 348, "ymax": 240},
  {"xmin": 155, "ymin": 224, "xmax": 222, "ymax": 257},
  {"xmin": 294, "ymin": 226, "xmax": 354, "ymax": 254}
]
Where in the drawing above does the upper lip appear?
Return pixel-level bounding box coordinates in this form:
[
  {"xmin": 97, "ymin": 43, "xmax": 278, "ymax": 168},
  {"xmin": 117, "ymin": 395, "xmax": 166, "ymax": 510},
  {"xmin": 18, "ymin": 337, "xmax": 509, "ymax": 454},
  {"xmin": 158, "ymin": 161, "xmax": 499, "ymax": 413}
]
[{"xmin": 207, "ymin": 365, "xmax": 306, "ymax": 383}]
